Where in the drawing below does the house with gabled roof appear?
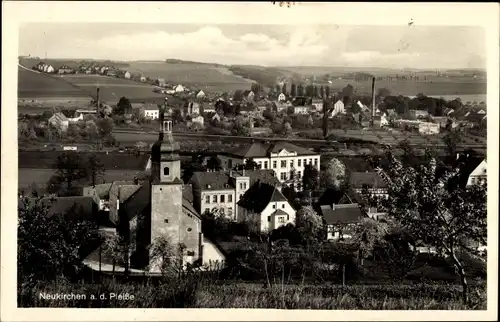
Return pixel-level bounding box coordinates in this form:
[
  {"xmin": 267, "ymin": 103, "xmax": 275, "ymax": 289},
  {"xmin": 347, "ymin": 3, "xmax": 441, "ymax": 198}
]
[
  {"xmin": 237, "ymin": 182, "xmax": 296, "ymax": 232},
  {"xmin": 218, "ymin": 141, "xmax": 321, "ymax": 185},
  {"xmin": 320, "ymin": 203, "xmax": 367, "ymax": 240},
  {"xmin": 349, "ymin": 172, "xmax": 389, "ymax": 198},
  {"xmin": 189, "ymin": 169, "xmax": 280, "ymax": 220}
]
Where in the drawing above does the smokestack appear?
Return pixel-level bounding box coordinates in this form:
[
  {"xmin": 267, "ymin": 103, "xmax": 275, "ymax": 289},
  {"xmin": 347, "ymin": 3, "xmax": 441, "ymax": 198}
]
[
  {"xmin": 371, "ymin": 77, "xmax": 376, "ymax": 126},
  {"xmin": 96, "ymin": 87, "xmax": 100, "ymax": 110}
]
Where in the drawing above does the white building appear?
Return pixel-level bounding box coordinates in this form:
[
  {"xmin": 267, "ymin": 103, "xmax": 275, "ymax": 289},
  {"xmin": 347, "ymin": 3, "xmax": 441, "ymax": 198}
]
[
  {"xmin": 349, "ymin": 172, "xmax": 389, "ymax": 198},
  {"xmin": 191, "ymin": 114, "xmax": 204, "ymax": 126},
  {"xmin": 311, "ymin": 99, "xmax": 323, "ymax": 111},
  {"xmin": 466, "ymin": 159, "xmax": 487, "ymax": 188},
  {"xmin": 144, "ymin": 108, "xmax": 160, "ymax": 120},
  {"xmin": 196, "ymin": 90, "xmax": 206, "ymax": 99},
  {"xmin": 330, "ymin": 100, "xmax": 345, "ymax": 117},
  {"xmin": 218, "ymin": 142, "xmax": 321, "ymax": 186},
  {"xmin": 320, "ymin": 204, "xmax": 367, "ymax": 240},
  {"xmin": 140, "ymin": 76, "xmax": 147, "ymax": 82},
  {"xmin": 278, "ymin": 93, "xmax": 286, "ymax": 102},
  {"xmin": 293, "ymin": 106, "xmax": 309, "ymax": 115},
  {"xmin": 189, "ymin": 169, "xmax": 281, "ymax": 220},
  {"xmin": 237, "ymin": 182, "xmax": 296, "ymax": 232},
  {"xmin": 124, "ymin": 71, "xmax": 131, "ymax": 79},
  {"xmin": 175, "ymin": 84, "xmax": 185, "ymax": 93},
  {"xmin": 418, "ymin": 122, "xmax": 440, "ymax": 135}
]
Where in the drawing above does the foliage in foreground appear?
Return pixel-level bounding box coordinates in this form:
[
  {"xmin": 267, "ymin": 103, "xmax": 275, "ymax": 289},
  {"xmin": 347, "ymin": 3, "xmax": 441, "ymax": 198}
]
[{"xmin": 21, "ymin": 277, "xmax": 486, "ymax": 310}]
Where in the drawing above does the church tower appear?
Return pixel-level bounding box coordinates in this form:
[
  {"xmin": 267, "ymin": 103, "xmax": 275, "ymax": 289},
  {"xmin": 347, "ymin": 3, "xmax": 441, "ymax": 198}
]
[{"xmin": 149, "ymin": 104, "xmax": 184, "ymax": 269}]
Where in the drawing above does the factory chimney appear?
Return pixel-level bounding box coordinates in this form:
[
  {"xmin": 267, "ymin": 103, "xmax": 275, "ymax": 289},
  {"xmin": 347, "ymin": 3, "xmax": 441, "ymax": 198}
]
[
  {"xmin": 96, "ymin": 87, "xmax": 100, "ymax": 111},
  {"xmin": 371, "ymin": 77, "xmax": 376, "ymax": 126}
]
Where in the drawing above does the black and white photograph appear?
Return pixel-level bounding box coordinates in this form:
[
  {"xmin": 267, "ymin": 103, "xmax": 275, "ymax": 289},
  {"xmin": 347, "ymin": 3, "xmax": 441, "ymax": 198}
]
[{"xmin": 1, "ymin": 1, "xmax": 498, "ymax": 320}]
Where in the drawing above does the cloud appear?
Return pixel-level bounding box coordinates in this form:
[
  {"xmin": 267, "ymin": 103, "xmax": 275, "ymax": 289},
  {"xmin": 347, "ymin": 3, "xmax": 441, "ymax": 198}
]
[{"xmin": 62, "ymin": 26, "xmax": 329, "ymax": 66}]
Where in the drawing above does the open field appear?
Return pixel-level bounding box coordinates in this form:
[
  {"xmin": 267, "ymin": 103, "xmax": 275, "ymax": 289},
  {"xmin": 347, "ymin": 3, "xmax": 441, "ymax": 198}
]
[
  {"xmin": 17, "ymin": 66, "xmax": 92, "ymax": 101},
  {"xmin": 60, "ymin": 74, "xmax": 165, "ymax": 104},
  {"xmin": 18, "ymin": 58, "xmax": 129, "ymax": 70},
  {"xmin": 18, "ymin": 168, "xmax": 144, "ymax": 189},
  {"xmin": 127, "ymin": 61, "xmax": 254, "ymax": 92}
]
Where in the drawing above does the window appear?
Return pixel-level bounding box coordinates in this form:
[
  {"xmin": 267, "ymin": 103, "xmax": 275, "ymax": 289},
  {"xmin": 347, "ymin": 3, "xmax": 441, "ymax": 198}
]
[
  {"xmin": 298, "ymin": 159, "xmax": 301, "ymax": 167},
  {"xmin": 278, "ymin": 217, "xmax": 286, "ymax": 223},
  {"xmin": 297, "ymin": 171, "xmax": 301, "ymax": 178},
  {"xmin": 264, "ymin": 161, "xmax": 268, "ymax": 169},
  {"xmin": 282, "ymin": 204, "xmax": 285, "ymax": 209},
  {"xmin": 273, "ymin": 161, "xmax": 277, "ymax": 169},
  {"xmin": 164, "ymin": 219, "xmax": 169, "ymax": 223},
  {"xmin": 258, "ymin": 161, "xmax": 262, "ymax": 169},
  {"xmin": 273, "ymin": 204, "xmax": 276, "ymax": 209},
  {"xmin": 228, "ymin": 194, "xmax": 233, "ymax": 202},
  {"xmin": 309, "ymin": 158, "xmax": 312, "ymax": 164},
  {"xmin": 268, "ymin": 216, "xmax": 271, "ymax": 222},
  {"xmin": 290, "ymin": 160, "xmax": 294, "ymax": 168},
  {"xmin": 220, "ymin": 195, "xmax": 225, "ymax": 203},
  {"xmin": 213, "ymin": 195, "xmax": 217, "ymax": 203},
  {"xmin": 314, "ymin": 158, "xmax": 318, "ymax": 166},
  {"xmin": 187, "ymin": 227, "xmax": 192, "ymax": 232},
  {"xmin": 163, "ymin": 167, "xmax": 169, "ymax": 176},
  {"xmin": 240, "ymin": 183, "xmax": 243, "ymax": 189},
  {"xmin": 187, "ymin": 251, "xmax": 195, "ymax": 256},
  {"xmin": 243, "ymin": 183, "xmax": 247, "ymax": 189},
  {"xmin": 303, "ymin": 159, "xmax": 307, "ymax": 165},
  {"xmin": 281, "ymin": 160, "xmax": 287, "ymax": 168},
  {"xmin": 280, "ymin": 172, "xmax": 287, "ymax": 181},
  {"xmin": 204, "ymin": 208, "xmax": 210, "ymax": 215},
  {"xmin": 205, "ymin": 195, "xmax": 210, "ymax": 204}
]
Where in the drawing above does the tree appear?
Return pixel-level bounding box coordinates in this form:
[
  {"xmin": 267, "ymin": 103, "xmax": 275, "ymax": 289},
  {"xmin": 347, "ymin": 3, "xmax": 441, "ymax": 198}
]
[
  {"xmin": 297, "ymin": 84, "xmax": 304, "ymax": 96},
  {"xmin": 283, "ymin": 122, "xmax": 293, "ymax": 137},
  {"xmin": 302, "ymin": 164, "xmax": 319, "ymax": 193},
  {"xmin": 373, "ymin": 149, "xmax": 487, "ymax": 305},
  {"xmin": 172, "ymin": 109, "xmax": 184, "ymax": 124},
  {"xmin": 290, "ymin": 84, "xmax": 297, "ymax": 97},
  {"xmin": 83, "ymin": 120, "xmax": 99, "ymax": 141},
  {"xmin": 322, "ymin": 99, "xmax": 331, "ymax": 138},
  {"xmin": 102, "ymin": 233, "xmax": 125, "ymax": 278},
  {"xmin": 18, "ymin": 198, "xmax": 98, "ymax": 287},
  {"xmin": 314, "ymin": 85, "xmax": 319, "ymax": 98},
  {"xmin": 376, "ymin": 87, "xmax": 391, "ymax": 99},
  {"xmin": 443, "ymin": 131, "xmax": 460, "ymax": 161},
  {"xmin": 115, "ymin": 97, "xmax": 132, "ymax": 115},
  {"xmin": 149, "ymin": 236, "xmax": 182, "ymax": 277},
  {"xmin": 282, "ymin": 83, "xmax": 287, "ymax": 95},
  {"xmin": 295, "ymin": 206, "xmax": 324, "ymax": 245},
  {"xmin": 397, "ymin": 139, "xmax": 417, "ymax": 166},
  {"xmin": 233, "ymin": 90, "xmax": 243, "ymax": 102},
  {"xmin": 322, "ymin": 158, "xmax": 347, "ymax": 189},
  {"xmin": 244, "ymin": 158, "xmax": 259, "ymax": 170},
  {"xmin": 320, "ymin": 85, "xmax": 325, "ymax": 98},
  {"xmin": 86, "ymin": 155, "xmax": 106, "ymax": 186},
  {"xmin": 341, "ymin": 84, "xmax": 354, "ymax": 102},
  {"xmin": 49, "ymin": 152, "xmax": 87, "ymax": 195},
  {"xmin": 206, "ymin": 156, "xmax": 222, "ymax": 171},
  {"xmin": 325, "ymin": 86, "xmax": 330, "ymax": 98},
  {"xmin": 251, "ymin": 83, "xmax": 262, "ymax": 94},
  {"xmin": 352, "ymin": 218, "xmax": 389, "ymax": 264},
  {"xmin": 97, "ymin": 117, "xmax": 114, "ymax": 137}
]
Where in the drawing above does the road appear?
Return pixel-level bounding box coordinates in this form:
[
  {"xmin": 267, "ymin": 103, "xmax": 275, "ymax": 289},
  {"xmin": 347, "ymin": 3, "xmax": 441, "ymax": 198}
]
[{"xmin": 112, "ymin": 129, "xmax": 487, "ymax": 151}]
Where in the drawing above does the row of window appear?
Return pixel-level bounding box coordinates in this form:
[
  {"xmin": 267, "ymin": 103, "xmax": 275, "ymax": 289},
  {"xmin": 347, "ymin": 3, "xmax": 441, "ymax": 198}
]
[
  {"xmin": 204, "ymin": 207, "xmax": 233, "ymax": 215},
  {"xmin": 239, "ymin": 182, "xmax": 248, "ymax": 190},
  {"xmin": 205, "ymin": 194, "xmax": 233, "ymax": 204},
  {"xmin": 267, "ymin": 215, "xmax": 289, "ymax": 222},
  {"xmin": 279, "ymin": 171, "xmax": 302, "ymax": 181},
  {"xmin": 272, "ymin": 203, "xmax": 286, "ymax": 209},
  {"xmin": 256, "ymin": 158, "xmax": 319, "ymax": 170}
]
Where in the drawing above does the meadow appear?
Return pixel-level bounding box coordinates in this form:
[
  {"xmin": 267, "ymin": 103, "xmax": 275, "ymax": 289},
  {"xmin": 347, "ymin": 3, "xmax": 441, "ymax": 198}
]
[
  {"xmin": 127, "ymin": 61, "xmax": 254, "ymax": 92},
  {"xmin": 18, "ymin": 168, "xmax": 144, "ymax": 190},
  {"xmin": 61, "ymin": 74, "xmax": 165, "ymax": 104},
  {"xmin": 17, "ymin": 67, "xmax": 91, "ymax": 101}
]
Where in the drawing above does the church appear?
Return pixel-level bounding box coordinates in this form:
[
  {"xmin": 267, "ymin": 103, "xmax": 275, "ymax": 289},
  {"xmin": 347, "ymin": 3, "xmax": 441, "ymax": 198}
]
[{"xmin": 83, "ymin": 107, "xmax": 226, "ymax": 274}]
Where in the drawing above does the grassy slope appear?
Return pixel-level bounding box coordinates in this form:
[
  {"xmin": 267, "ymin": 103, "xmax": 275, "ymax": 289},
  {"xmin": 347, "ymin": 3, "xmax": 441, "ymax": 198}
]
[
  {"xmin": 17, "ymin": 67, "xmax": 91, "ymax": 99},
  {"xmin": 127, "ymin": 61, "xmax": 254, "ymax": 92}
]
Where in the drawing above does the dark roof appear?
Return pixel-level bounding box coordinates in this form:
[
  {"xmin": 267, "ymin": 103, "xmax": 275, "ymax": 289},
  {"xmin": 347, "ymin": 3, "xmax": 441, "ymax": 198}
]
[
  {"xmin": 349, "ymin": 172, "xmax": 388, "ymax": 189},
  {"xmin": 238, "ymin": 182, "xmax": 288, "ymax": 213},
  {"xmin": 225, "ymin": 141, "xmax": 316, "ymax": 158},
  {"xmin": 183, "ymin": 184, "xmax": 194, "ymax": 203},
  {"xmin": 320, "ymin": 203, "xmax": 367, "ymax": 225},
  {"xmin": 18, "ymin": 196, "xmax": 96, "ymax": 219},
  {"xmin": 465, "ymin": 112, "xmax": 486, "ymax": 123},
  {"xmin": 191, "ymin": 169, "xmax": 280, "ymax": 191}
]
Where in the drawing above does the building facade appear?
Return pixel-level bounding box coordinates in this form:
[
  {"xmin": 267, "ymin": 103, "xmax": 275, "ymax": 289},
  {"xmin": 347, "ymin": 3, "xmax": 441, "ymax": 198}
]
[
  {"xmin": 217, "ymin": 142, "xmax": 321, "ymax": 186},
  {"xmin": 466, "ymin": 159, "xmax": 487, "ymax": 187}
]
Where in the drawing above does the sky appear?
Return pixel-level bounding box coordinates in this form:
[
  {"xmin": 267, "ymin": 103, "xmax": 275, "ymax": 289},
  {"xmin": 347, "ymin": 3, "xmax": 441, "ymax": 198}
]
[{"xmin": 18, "ymin": 23, "xmax": 486, "ymax": 70}]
